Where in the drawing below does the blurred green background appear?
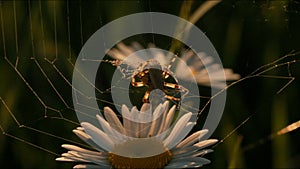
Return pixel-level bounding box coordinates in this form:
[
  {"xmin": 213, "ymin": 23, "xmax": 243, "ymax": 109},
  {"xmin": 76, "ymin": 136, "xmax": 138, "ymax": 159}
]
[{"xmin": 0, "ymin": 0, "xmax": 300, "ymax": 168}]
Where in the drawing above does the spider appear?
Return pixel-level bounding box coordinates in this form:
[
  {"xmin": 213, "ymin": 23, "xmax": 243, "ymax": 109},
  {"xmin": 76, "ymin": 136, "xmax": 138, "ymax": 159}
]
[{"xmin": 131, "ymin": 59, "xmax": 187, "ymax": 103}]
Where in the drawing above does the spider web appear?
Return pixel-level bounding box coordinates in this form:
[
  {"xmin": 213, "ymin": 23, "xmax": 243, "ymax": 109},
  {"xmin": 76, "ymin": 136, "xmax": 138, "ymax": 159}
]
[{"xmin": 0, "ymin": 1, "xmax": 300, "ymax": 168}]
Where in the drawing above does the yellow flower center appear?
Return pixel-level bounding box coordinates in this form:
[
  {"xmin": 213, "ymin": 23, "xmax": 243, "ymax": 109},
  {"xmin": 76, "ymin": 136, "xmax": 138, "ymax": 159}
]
[
  {"xmin": 108, "ymin": 138, "xmax": 173, "ymax": 169},
  {"xmin": 108, "ymin": 150, "xmax": 172, "ymax": 169}
]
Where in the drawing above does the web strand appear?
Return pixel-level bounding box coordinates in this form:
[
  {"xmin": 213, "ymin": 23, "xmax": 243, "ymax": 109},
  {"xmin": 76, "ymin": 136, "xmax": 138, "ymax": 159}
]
[
  {"xmin": 39, "ymin": 0, "xmax": 46, "ymax": 59},
  {"xmin": 0, "ymin": 1, "xmax": 299, "ymax": 168},
  {"xmin": 0, "ymin": 1, "xmax": 6, "ymax": 59},
  {"xmin": 13, "ymin": 0, "xmax": 18, "ymax": 59}
]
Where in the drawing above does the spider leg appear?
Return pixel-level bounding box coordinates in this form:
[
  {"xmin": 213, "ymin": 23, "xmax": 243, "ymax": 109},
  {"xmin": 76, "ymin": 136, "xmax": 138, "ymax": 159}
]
[
  {"xmin": 164, "ymin": 82, "xmax": 181, "ymax": 90},
  {"xmin": 179, "ymin": 85, "xmax": 189, "ymax": 98},
  {"xmin": 164, "ymin": 82, "xmax": 189, "ymax": 95},
  {"xmin": 131, "ymin": 81, "xmax": 145, "ymax": 87},
  {"xmin": 164, "ymin": 95, "xmax": 180, "ymax": 101},
  {"xmin": 131, "ymin": 76, "xmax": 146, "ymax": 87},
  {"xmin": 164, "ymin": 82, "xmax": 190, "ymax": 100},
  {"xmin": 142, "ymin": 90, "xmax": 150, "ymax": 103}
]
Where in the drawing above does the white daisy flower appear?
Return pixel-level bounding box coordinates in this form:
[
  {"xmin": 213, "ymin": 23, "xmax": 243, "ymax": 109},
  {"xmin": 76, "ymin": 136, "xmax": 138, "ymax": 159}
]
[
  {"xmin": 56, "ymin": 101, "xmax": 217, "ymax": 168},
  {"xmin": 107, "ymin": 42, "xmax": 240, "ymax": 89}
]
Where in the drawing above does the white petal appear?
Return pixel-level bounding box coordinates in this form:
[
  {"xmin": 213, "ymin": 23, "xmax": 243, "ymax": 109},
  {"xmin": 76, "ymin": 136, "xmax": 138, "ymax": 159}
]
[
  {"xmin": 130, "ymin": 106, "xmax": 139, "ymax": 115},
  {"xmin": 175, "ymin": 64, "xmax": 193, "ymax": 78},
  {"xmin": 140, "ymin": 103, "xmax": 151, "ymax": 113},
  {"xmin": 224, "ymin": 69, "xmax": 241, "ymax": 80},
  {"xmin": 67, "ymin": 150, "xmax": 106, "ymax": 160},
  {"xmin": 176, "ymin": 50, "xmax": 240, "ymax": 88},
  {"xmin": 67, "ymin": 151, "xmax": 109, "ymax": 166},
  {"xmin": 72, "ymin": 129, "xmax": 103, "ymax": 151},
  {"xmin": 187, "ymin": 149, "xmax": 213, "ymax": 158},
  {"xmin": 131, "ymin": 41, "xmax": 143, "ymax": 50},
  {"xmin": 166, "ymin": 157, "xmax": 210, "ymax": 168},
  {"xmin": 153, "ymin": 103, "xmax": 164, "ymax": 119},
  {"xmin": 107, "ymin": 48, "xmax": 126, "ymax": 60},
  {"xmin": 157, "ymin": 101, "xmax": 170, "ymax": 134},
  {"xmin": 172, "ymin": 140, "xmax": 216, "ymax": 156},
  {"xmin": 121, "ymin": 104, "xmax": 131, "ymax": 118},
  {"xmin": 163, "ymin": 112, "xmax": 192, "ymax": 148},
  {"xmin": 138, "ymin": 103, "xmax": 153, "ymax": 137},
  {"xmin": 138, "ymin": 105, "xmax": 153, "ymax": 123},
  {"xmin": 200, "ymin": 73, "xmax": 225, "ymax": 81},
  {"xmin": 139, "ymin": 115, "xmax": 152, "ymax": 138},
  {"xmin": 81, "ymin": 122, "xmax": 114, "ymax": 151},
  {"xmin": 198, "ymin": 81, "xmax": 227, "ymax": 89},
  {"xmin": 123, "ymin": 53, "xmax": 146, "ymax": 68},
  {"xmin": 61, "ymin": 153, "xmax": 89, "ymax": 162},
  {"xmin": 176, "ymin": 129, "xmax": 208, "ymax": 148},
  {"xmin": 150, "ymin": 102, "xmax": 171, "ymax": 140},
  {"xmin": 165, "ymin": 161, "xmax": 202, "ymax": 168},
  {"xmin": 73, "ymin": 129, "xmax": 90, "ymax": 140},
  {"xmin": 130, "ymin": 106, "xmax": 141, "ymax": 137},
  {"xmin": 194, "ymin": 67, "xmax": 240, "ymax": 84},
  {"xmin": 96, "ymin": 114, "xmax": 127, "ymax": 141},
  {"xmin": 194, "ymin": 139, "xmax": 218, "ymax": 149},
  {"xmin": 103, "ymin": 106, "xmax": 126, "ymax": 134},
  {"xmin": 147, "ymin": 103, "xmax": 164, "ymax": 137},
  {"xmin": 165, "ymin": 122, "xmax": 195, "ymax": 149},
  {"xmin": 149, "ymin": 46, "xmax": 169, "ymax": 66},
  {"xmin": 172, "ymin": 145, "xmax": 199, "ymax": 156},
  {"xmin": 76, "ymin": 127, "xmax": 84, "ymax": 131},
  {"xmin": 197, "ymin": 53, "xmax": 213, "ymax": 66},
  {"xmin": 162, "ymin": 105, "xmax": 176, "ymax": 131},
  {"xmin": 55, "ymin": 157, "xmax": 74, "ymax": 162},
  {"xmin": 96, "ymin": 115, "xmax": 115, "ymax": 139},
  {"xmin": 173, "ymin": 149, "xmax": 213, "ymax": 159},
  {"xmin": 117, "ymin": 42, "xmax": 134, "ymax": 56},
  {"xmin": 139, "ymin": 123, "xmax": 151, "ymax": 138},
  {"xmin": 180, "ymin": 49, "xmax": 194, "ymax": 62},
  {"xmin": 171, "ymin": 157, "xmax": 210, "ymax": 164},
  {"xmin": 121, "ymin": 105, "xmax": 133, "ymax": 137},
  {"xmin": 73, "ymin": 164, "xmax": 107, "ymax": 169},
  {"xmin": 61, "ymin": 144, "xmax": 105, "ymax": 157},
  {"xmin": 165, "ymin": 162, "xmax": 202, "ymax": 168}
]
